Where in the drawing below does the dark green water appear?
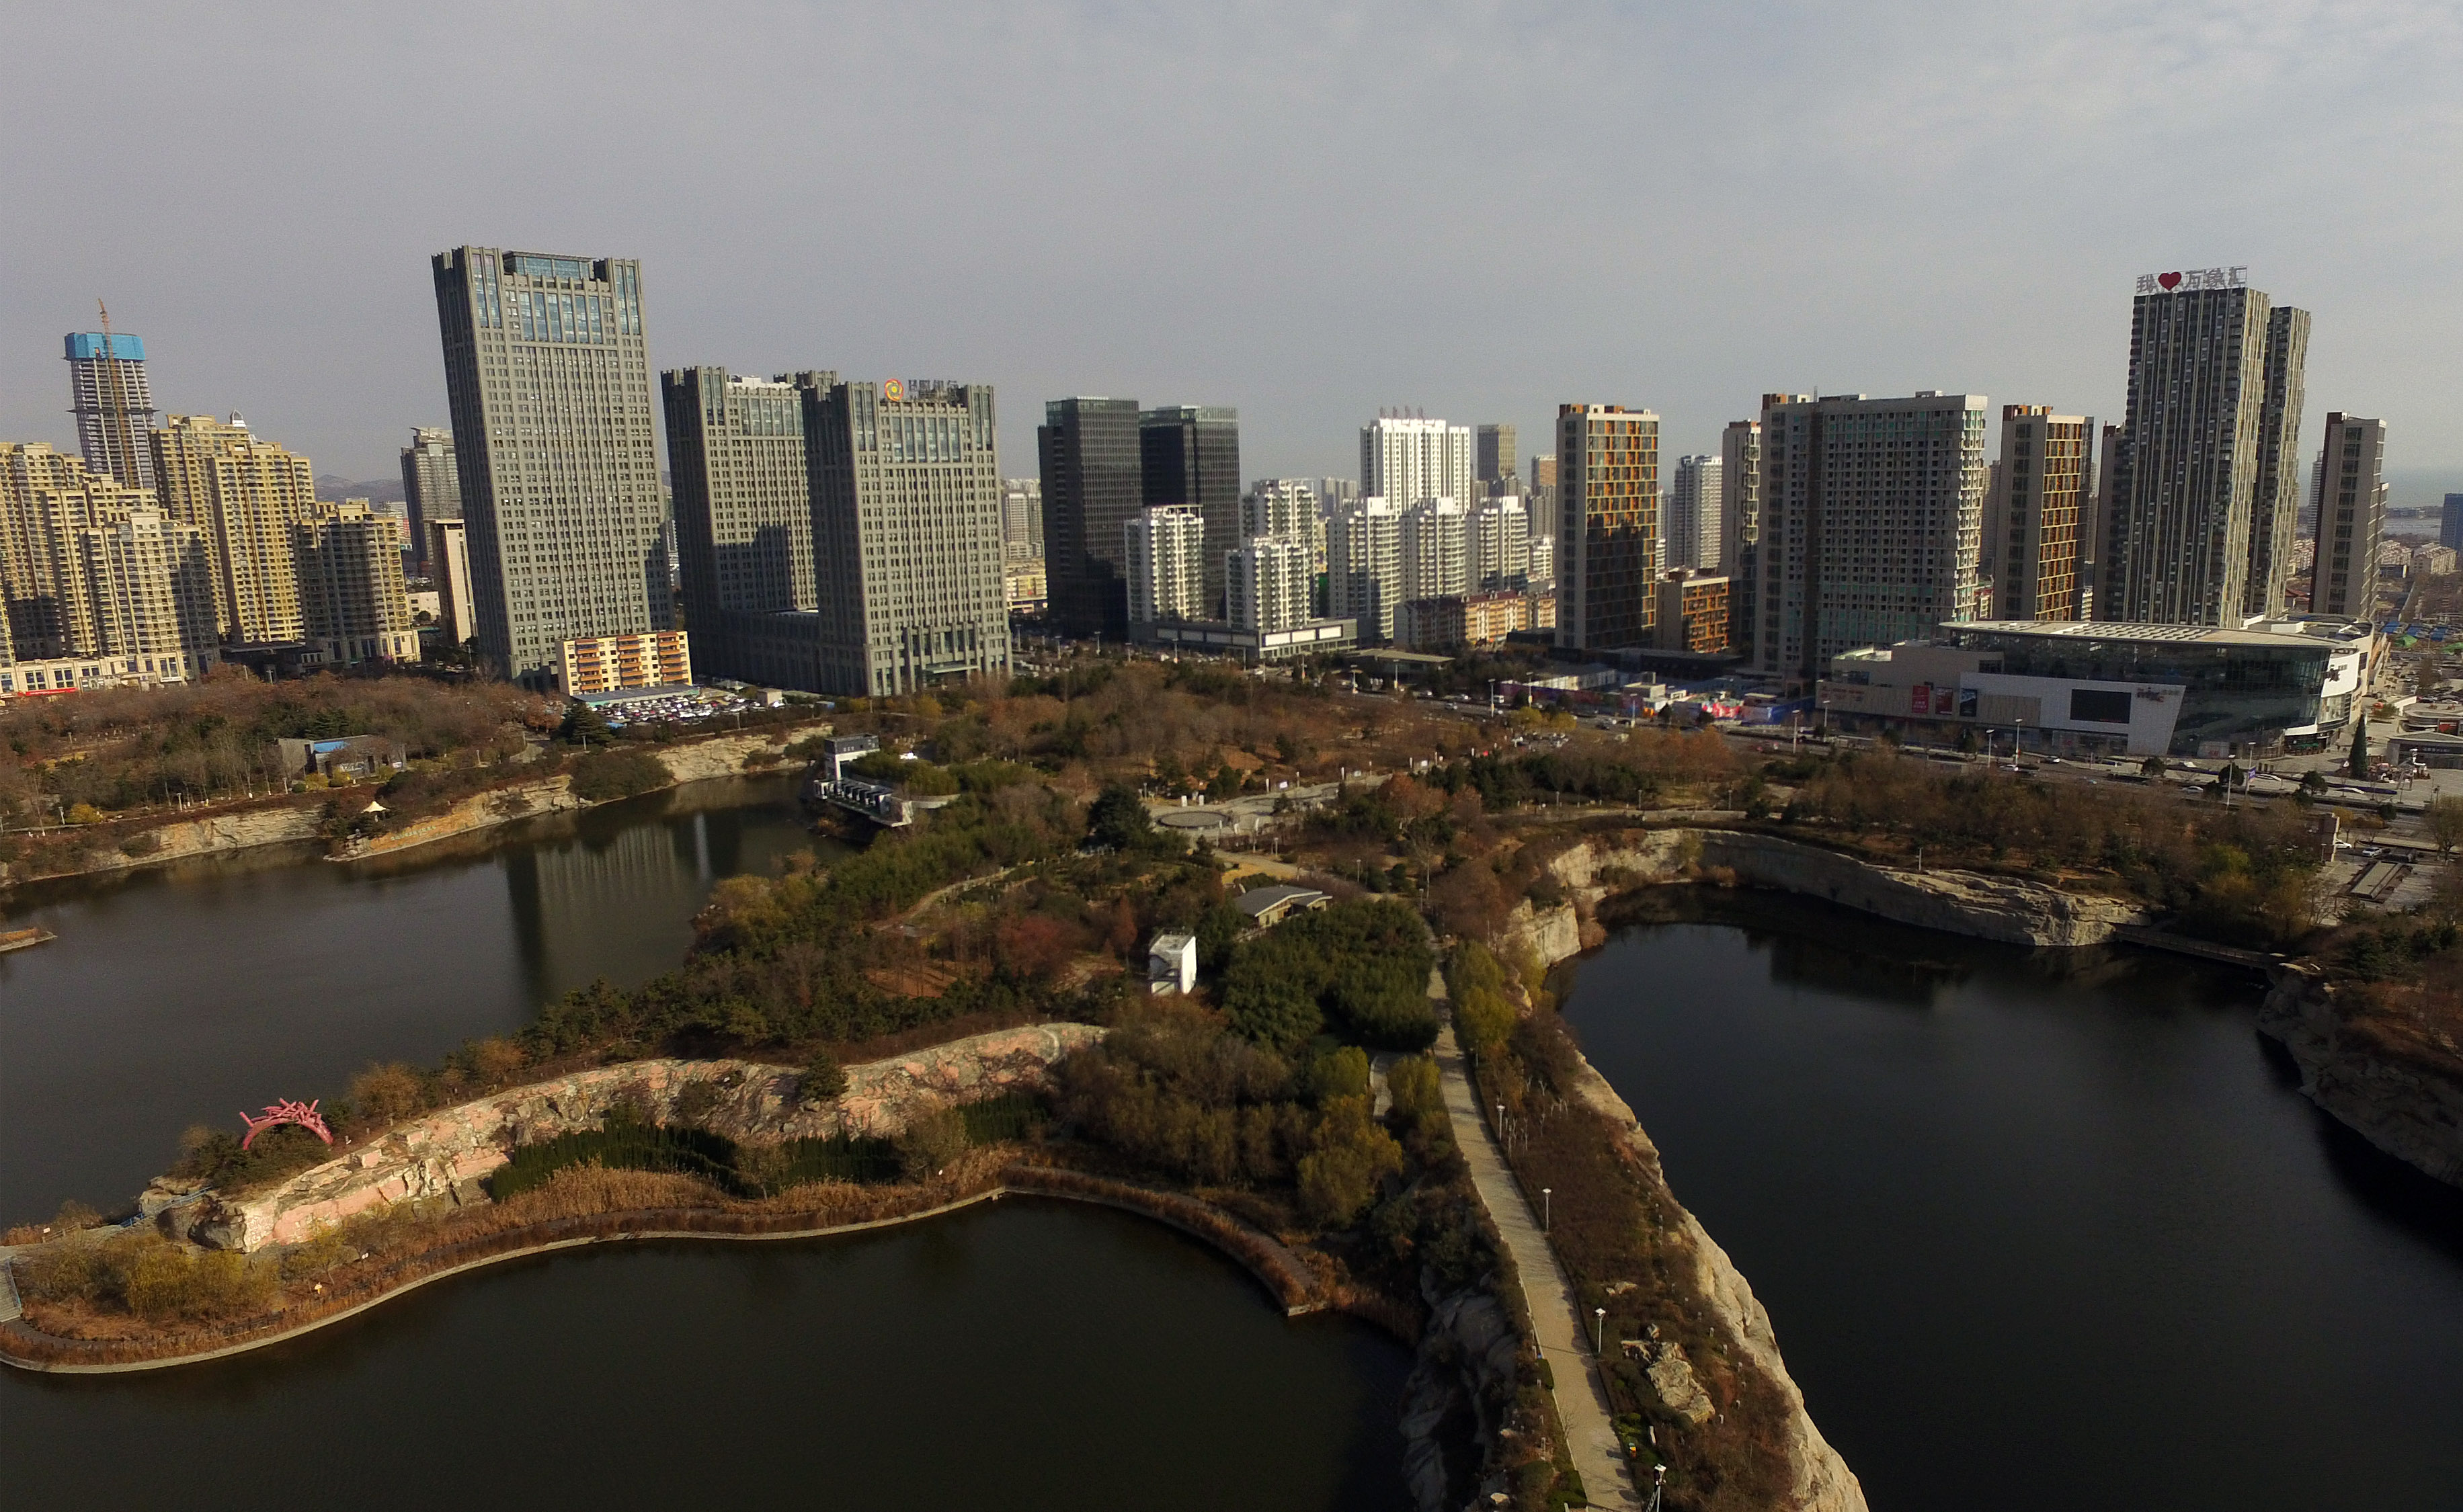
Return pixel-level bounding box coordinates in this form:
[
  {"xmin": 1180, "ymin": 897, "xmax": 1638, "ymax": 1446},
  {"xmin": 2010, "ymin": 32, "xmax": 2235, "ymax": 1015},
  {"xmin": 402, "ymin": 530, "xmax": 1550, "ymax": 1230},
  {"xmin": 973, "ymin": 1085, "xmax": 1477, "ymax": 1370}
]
[
  {"xmin": 4, "ymin": 1200, "xmax": 1413, "ymax": 1510},
  {"xmin": 0, "ymin": 775, "xmax": 825, "ymax": 1222},
  {"xmin": 1559, "ymin": 894, "xmax": 2463, "ymax": 1512}
]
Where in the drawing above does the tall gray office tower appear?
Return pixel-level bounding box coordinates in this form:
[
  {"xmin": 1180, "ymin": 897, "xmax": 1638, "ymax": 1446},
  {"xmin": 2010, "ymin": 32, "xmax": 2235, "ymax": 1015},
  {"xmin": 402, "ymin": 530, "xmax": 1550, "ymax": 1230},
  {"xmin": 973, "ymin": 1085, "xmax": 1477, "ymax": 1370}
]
[
  {"xmin": 65, "ymin": 331, "xmax": 157, "ymax": 491},
  {"xmin": 804, "ymin": 377, "xmax": 1010, "ymax": 696},
  {"xmin": 2099, "ymin": 268, "xmax": 2310, "ymax": 626},
  {"xmin": 2444, "ymin": 494, "xmax": 2463, "ymax": 552},
  {"xmin": 399, "ymin": 427, "xmax": 461, "ymax": 570},
  {"xmin": 2245, "ymin": 306, "xmax": 2312, "ymax": 619},
  {"xmin": 1141, "ymin": 406, "xmax": 1240, "ymax": 618},
  {"xmin": 1038, "ymin": 397, "xmax": 1143, "ymax": 640},
  {"xmin": 662, "ymin": 368, "xmax": 828, "ymax": 681},
  {"xmin": 1477, "ymin": 423, "xmax": 1517, "ymax": 490},
  {"xmin": 1719, "ymin": 419, "xmax": 1763, "ymax": 661},
  {"xmin": 2308, "ymin": 414, "xmax": 2388, "ymax": 619},
  {"xmin": 1666, "ymin": 454, "xmax": 1723, "ymax": 571},
  {"xmin": 1757, "ymin": 392, "xmax": 1988, "ymax": 683},
  {"xmin": 432, "ymin": 247, "xmax": 665, "ymax": 683}
]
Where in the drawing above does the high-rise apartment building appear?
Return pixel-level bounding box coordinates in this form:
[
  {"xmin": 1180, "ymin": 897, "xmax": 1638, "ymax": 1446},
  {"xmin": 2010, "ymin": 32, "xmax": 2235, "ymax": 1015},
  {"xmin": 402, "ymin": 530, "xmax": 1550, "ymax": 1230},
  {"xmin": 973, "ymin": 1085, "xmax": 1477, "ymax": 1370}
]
[
  {"xmin": 1329, "ymin": 499, "xmax": 1402, "ymax": 643},
  {"xmin": 1241, "ymin": 479, "xmax": 1315, "ymax": 542},
  {"xmin": 1140, "ymin": 406, "xmax": 1240, "ymax": 618},
  {"xmin": 1476, "ymin": 423, "xmax": 1517, "ymax": 490},
  {"xmin": 2247, "ymin": 306, "xmax": 2312, "ymax": 619},
  {"xmin": 74, "ymin": 509, "xmax": 220, "ymax": 676},
  {"xmin": 1400, "ymin": 499, "xmax": 1469, "ymax": 604},
  {"xmin": 294, "ymin": 501, "xmax": 418, "ymax": 665},
  {"xmin": 1125, "ymin": 506, "xmax": 1206, "ymax": 624},
  {"xmin": 1000, "ymin": 478, "xmax": 1043, "ymax": 560},
  {"xmin": 2099, "ymin": 268, "xmax": 2310, "ymax": 625},
  {"xmin": 1038, "ymin": 397, "xmax": 1143, "ymax": 640},
  {"xmin": 65, "ymin": 331, "xmax": 157, "ymax": 491},
  {"xmin": 2308, "ymin": 414, "xmax": 2388, "ymax": 619},
  {"xmin": 661, "ymin": 367, "xmax": 825, "ymax": 681},
  {"xmin": 399, "ymin": 427, "xmax": 461, "ymax": 571},
  {"xmin": 803, "ymin": 377, "xmax": 1010, "ymax": 696},
  {"xmin": 1718, "ymin": 419, "xmax": 1763, "ymax": 662},
  {"xmin": 429, "ymin": 517, "xmax": 476, "ymax": 646},
  {"xmin": 0, "ymin": 444, "xmax": 218, "ymax": 680},
  {"xmin": 151, "ymin": 413, "xmax": 315, "ymax": 644},
  {"xmin": 1555, "ymin": 404, "xmax": 1660, "ymax": 652},
  {"xmin": 1361, "ymin": 415, "xmax": 1474, "ymax": 511},
  {"xmin": 1666, "ymin": 454, "xmax": 1723, "ymax": 572},
  {"xmin": 1757, "ymin": 392, "xmax": 1989, "ymax": 683},
  {"xmin": 1227, "ymin": 537, "xmax": 1314, "ymax": 634},
  {"xmin": 432, "ymin": 247, "xmax": 665, "ymax": 683},
  {"xmin": 1469, "ymin": 498, "xmax": 1529, "ymax": 590},
  {"xmin": 1982, "ymin": 407, "xmax": 2093, "ymax": 621}
]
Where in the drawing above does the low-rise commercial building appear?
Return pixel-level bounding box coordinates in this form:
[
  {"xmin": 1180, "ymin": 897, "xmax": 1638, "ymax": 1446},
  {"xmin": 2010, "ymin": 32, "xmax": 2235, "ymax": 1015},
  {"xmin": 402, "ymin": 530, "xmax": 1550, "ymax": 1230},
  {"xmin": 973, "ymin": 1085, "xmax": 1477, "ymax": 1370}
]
[{"xmin": 1818, "ymin": 617, "xmax": 2374, "ymax": 757}]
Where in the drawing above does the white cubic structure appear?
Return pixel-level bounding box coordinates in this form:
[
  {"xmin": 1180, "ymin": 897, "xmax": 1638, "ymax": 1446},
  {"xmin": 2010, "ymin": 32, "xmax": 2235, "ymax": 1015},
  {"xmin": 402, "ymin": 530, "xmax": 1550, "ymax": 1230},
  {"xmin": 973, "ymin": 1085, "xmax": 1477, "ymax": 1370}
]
[
  {"xmin": 1125, "ymin": 505, "xmax": 1205, "ymax": 623},
  {"xmin": 1229, "ymin": 536, "xmax": 1314, "ymax": 632}
]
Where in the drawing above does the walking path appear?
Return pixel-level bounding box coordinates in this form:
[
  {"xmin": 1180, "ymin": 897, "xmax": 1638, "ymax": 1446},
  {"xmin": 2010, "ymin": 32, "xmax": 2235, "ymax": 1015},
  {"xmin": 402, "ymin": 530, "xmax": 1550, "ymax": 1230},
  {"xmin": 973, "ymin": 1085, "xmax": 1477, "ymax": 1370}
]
[{"xmin": 1432, "ymin": 1006, "xmax": 1638, "ymax": 1508}]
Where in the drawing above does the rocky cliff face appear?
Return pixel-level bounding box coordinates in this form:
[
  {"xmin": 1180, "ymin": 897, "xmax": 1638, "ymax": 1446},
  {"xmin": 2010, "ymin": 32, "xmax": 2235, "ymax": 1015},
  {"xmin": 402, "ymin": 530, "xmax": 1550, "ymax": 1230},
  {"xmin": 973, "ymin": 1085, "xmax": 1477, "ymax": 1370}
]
[
  {"xmin": 1556, "ymin": 1048, "xmax": 1868, "ymax": 1512},
  {"xmin": 185, "ymin": 1024, "xmax": 1102, "ymax": 1251},
  {"xmin": 1398, "ymin": 1272, "xmax": 1523, "ymax": 1512},
  {"xmin": 1528, "ymin": 828, "xmax": 2143, "ymax": 954},
  {"xmin": 2257, "ymin": 965, "xmax": 2463, "ymax": 1190}
]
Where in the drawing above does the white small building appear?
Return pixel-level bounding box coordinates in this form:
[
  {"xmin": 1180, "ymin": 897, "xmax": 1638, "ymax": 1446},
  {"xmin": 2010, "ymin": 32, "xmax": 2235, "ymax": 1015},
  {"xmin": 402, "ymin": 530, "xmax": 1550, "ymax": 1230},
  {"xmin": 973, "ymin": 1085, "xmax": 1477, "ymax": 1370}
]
[{"xmin": 1147, "ymin": 932, "xmax": 1197, "ymax": 995}]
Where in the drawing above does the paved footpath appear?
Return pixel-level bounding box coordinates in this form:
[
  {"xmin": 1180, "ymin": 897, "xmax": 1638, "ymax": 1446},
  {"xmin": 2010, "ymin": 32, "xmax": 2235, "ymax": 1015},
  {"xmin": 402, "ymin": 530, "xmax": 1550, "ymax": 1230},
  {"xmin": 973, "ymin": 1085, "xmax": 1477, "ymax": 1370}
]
[{"xmin": 1432, "ymin": 1011, "xmax": 1639, "ymax": 1509}]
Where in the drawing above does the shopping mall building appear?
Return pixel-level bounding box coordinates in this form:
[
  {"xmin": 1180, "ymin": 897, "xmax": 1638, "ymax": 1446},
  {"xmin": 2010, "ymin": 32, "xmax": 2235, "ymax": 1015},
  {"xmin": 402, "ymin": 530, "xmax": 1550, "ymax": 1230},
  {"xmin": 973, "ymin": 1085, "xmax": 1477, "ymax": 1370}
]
[{"xmin": 1817, "ymin": 618, "xmax": 2376, "ymax": 758}]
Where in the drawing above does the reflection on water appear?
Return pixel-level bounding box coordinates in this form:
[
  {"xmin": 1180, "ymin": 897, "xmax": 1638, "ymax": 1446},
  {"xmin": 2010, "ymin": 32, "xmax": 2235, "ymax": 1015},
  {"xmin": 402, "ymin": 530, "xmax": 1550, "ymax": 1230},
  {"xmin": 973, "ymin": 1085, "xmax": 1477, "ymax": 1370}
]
[
  {"xmin": 3, "ymin": 1201, "xmax": 1415, "ymax": 1511},
  {"xmin": 1562, "ymin": 894, "xmax": 2463, "ymax": 1512},
  {"xmin": 0, "ymin": 777, "xmax": 830, "ymax": 1220}
]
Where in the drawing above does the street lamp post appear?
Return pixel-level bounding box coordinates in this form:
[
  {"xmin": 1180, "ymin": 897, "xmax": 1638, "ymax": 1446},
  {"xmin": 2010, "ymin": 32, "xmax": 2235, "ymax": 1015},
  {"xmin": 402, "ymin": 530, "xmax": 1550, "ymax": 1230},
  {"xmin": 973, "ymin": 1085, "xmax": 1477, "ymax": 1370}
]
[
  {"xmin": 1594, "ymin": 1307, "xmax": 1607, "ymax": 1355},
  {"xmin": 1542, "ymin": 1187, "xmax": 1551, "ymax": 1231}
]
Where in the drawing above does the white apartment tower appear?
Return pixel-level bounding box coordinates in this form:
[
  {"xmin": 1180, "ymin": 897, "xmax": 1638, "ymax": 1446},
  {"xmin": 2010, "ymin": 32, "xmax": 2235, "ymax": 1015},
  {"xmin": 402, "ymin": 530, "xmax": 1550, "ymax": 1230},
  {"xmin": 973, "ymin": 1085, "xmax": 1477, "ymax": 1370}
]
[
  {"xmin": 1125, "ymin": 505, "xmax": 1206, "ymax": 623},
  {"xmin": 1229, "ymin": 536, "xmax": 1313, "ymax": 632},
  {"xmin": 1400, "ymin": 499, "xmax": 1469, "ymax": 603},
  {"xmin": 1361, "ymin": 415, "xmax": 1473, "ymax": 511},
  {"xmin": 1328, "ymin": 498, "xmax": 1402, "ymax": 642},
  {"xmin": 1469, "ymin": 498, "xmax": 1529, "ymax": 589},
  {"xmin": 1665, "ymin": 454, "xmax": 1723, "ymax": 572}
]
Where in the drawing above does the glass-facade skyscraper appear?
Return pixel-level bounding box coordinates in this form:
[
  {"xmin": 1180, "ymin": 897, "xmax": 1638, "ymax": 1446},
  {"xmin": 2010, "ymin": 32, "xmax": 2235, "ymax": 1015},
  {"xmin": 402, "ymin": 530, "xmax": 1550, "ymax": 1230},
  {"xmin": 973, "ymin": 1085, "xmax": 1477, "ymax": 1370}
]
[
  {"xmin": 1139, "ymin": 405, "xmax": 1240, "ymax": 619},
  {"xmin": 1038, "ymin": 397, "xmax": 1143, "ymax": 640},
  {"xmin": 431, "ymin": 247, "xmax": 666, "ymax": 683}
]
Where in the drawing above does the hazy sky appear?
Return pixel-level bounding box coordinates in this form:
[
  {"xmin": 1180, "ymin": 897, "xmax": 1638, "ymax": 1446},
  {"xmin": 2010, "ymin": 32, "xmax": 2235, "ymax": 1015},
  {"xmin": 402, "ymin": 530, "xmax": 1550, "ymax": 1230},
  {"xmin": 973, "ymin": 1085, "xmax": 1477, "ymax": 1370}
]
[{"xmin": 7, "ymin": 2, "xmax": 2460, "ymax": 498}]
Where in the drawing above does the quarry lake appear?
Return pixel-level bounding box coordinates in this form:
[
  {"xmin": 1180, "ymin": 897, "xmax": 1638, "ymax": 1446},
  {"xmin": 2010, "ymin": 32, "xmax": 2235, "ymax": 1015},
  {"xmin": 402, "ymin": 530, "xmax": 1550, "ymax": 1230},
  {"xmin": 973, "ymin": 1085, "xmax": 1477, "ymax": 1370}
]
[{"xmin": 1560, "ymin": 893, "xmax": 2463, "ymax": 1512}]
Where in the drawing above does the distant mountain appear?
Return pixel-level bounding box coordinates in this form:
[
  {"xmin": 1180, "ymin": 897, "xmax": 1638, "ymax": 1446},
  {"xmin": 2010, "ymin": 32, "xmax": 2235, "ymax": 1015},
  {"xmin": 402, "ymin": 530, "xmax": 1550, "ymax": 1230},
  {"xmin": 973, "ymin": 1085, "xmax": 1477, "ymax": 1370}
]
[{"xmin": 317, "ymin": 474, "xmax": 406, "ymax": 503}]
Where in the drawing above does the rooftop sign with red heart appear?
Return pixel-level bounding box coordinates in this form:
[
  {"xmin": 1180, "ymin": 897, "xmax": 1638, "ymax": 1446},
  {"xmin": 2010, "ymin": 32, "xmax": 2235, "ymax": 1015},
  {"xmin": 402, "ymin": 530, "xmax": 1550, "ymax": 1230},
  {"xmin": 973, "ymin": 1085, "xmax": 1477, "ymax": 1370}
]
[
  {"xmin": 2157, "ymin": 271, "xmax": 2182, "ymax": 290},
  {"xmin": 2136, "ymin": 267, "xmax": 2247, "ymax": 295}
]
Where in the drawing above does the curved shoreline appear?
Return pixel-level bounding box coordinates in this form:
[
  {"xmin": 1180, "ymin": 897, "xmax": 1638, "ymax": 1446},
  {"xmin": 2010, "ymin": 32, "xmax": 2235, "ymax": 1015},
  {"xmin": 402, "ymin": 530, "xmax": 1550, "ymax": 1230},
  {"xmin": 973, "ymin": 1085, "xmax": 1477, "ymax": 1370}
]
[{"xmin": 0, "ymin": 1171, "xmax": 1325, "ymax": 1376}]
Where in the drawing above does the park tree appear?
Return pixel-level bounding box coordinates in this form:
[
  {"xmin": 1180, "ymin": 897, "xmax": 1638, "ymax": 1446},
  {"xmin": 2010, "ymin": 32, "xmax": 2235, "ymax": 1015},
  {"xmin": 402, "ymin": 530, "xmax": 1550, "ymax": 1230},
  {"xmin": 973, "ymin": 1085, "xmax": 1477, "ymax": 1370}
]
[
  {"xmin": 2429, "ymin": 796, "xmax": 2463, "ymax": 856},
  {"xmin": 2349, "ymin": 722, "xmax": 2371, "ymax": 780},
  {"xmin": 1085, "ymin": 782, "xmax": 1156, "ymax": 851}
]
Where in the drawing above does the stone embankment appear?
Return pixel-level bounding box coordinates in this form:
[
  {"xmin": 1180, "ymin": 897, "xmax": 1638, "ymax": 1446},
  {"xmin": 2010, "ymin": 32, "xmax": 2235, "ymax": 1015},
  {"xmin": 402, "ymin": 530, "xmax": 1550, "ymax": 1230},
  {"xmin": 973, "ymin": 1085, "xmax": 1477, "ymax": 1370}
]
[
  {"xmin": 1553, "ymin": 1046, "xmax": 1867, "ymax": 1512},
  {"xmin": 2257, "ymin": 964, "xmax": 2463, "ymax": 1191},
  {"xmin": 173, "ymin": 1023, "xmax": 1102, "ymax": 1252},
  {"xmin": 1497, "ymin": 827, "xmax": 2144, "ymax": 965},
  {"xmin": 337, "ymin": 730, "xmax": 803, "ymax": 862}
]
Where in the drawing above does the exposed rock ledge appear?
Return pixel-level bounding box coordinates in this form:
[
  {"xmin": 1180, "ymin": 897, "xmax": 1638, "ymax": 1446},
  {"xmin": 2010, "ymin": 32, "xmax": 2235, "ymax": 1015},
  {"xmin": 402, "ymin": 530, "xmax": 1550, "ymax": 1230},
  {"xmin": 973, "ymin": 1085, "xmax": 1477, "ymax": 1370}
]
[
  {"xmin": 2257, "ymin": 964, "xmax": 2463, "ymax": 1190},
  {"xmin": 180, "ymin": 1023, "xmax": 1102, "ymax": 1252},
  {"xmin": 1498, "ymin": 827, "xmax": 2144, "ymax": 965},
  {"xmin": 1557, "ymin": 1044, "xmax": 1867, "ymax": 1512}
]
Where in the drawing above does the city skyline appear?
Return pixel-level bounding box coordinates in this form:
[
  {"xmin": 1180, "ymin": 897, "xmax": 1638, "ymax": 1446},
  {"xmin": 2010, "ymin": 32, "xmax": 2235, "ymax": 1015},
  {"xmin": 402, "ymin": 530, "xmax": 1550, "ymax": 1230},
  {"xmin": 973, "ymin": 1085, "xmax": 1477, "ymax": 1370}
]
[{"xmin": 5, "ymin": 7, "xmax": 2459, "ymax": 495}]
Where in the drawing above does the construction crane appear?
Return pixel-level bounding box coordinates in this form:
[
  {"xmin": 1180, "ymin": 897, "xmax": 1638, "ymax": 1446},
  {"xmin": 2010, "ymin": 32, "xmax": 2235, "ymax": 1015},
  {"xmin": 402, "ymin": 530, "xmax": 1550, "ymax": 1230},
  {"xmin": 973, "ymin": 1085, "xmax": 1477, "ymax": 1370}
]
[{"xmin": 93, "ymin": 299, "xmax": 149, "ymax": 491}]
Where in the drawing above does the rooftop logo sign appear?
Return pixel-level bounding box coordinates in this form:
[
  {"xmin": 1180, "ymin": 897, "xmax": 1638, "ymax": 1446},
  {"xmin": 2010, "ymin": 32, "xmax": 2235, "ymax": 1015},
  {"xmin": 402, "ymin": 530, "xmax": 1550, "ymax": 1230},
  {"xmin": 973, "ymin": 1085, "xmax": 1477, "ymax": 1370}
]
[
  {"xmin": 881, "ymin": 378, "xmax": 906, "ymax": 402},
  {"xmin": 2138, "ymin": 267, "xmax": 2247, "ymax": 294}
]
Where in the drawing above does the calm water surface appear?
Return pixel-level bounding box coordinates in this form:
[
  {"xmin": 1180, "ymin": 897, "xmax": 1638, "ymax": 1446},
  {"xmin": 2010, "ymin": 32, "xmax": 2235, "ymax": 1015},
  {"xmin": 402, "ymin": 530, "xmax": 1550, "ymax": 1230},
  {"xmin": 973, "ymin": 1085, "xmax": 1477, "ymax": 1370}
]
[
  {"xmin": 4, "ymin": 1200, "xmax": 1414, "ymax": 1510},
  {"xmin": 1560, "ymin": 895, "xmax": 2463, "ymax": 1512},
  {"xmin": 0, "ymin": 776, "xmax": 825, "ymax": 1221}
]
